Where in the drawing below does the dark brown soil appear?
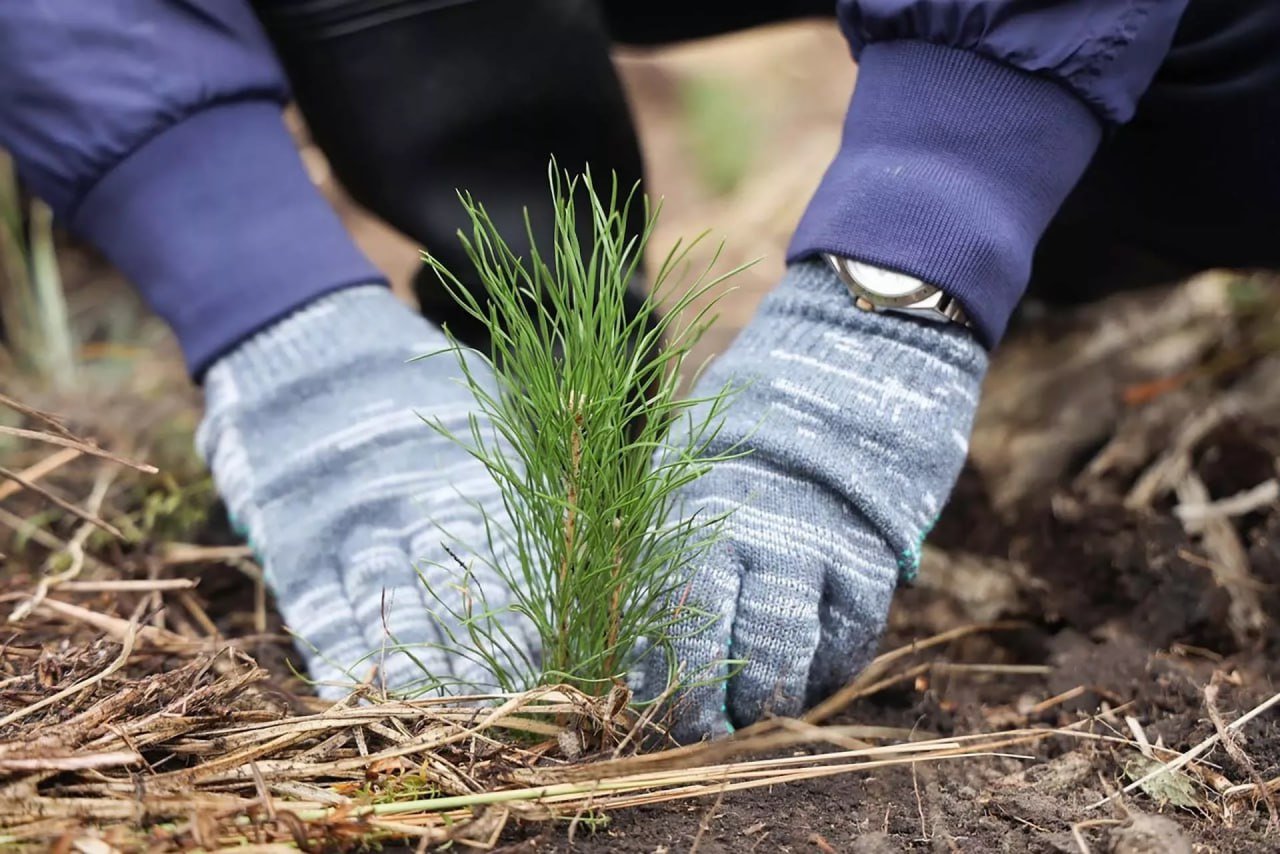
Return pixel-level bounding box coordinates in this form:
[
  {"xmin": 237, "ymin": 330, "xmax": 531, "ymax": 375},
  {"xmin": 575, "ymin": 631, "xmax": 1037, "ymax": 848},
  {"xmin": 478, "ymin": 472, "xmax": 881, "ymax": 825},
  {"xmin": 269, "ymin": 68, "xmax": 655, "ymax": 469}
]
[
  {"xmin": 494, "ymin": 499, "xmax": 1278, "ymax": 852},
  {"xmin": 15, "ymin": 241, "xmax": 1278, "ymax": 854},
  {"xmin": 483, "ymin": 276, "xmax": 1280, "ymax": 853}
]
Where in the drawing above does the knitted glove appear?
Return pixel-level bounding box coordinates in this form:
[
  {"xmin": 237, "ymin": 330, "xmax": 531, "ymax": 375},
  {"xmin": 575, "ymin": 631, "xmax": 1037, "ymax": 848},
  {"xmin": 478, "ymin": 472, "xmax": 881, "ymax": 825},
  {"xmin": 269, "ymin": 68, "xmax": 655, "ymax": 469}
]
[
  {"xmin": 634, "ymin": 260, "xmax": 987, "ymax": 741},
  {"xmin": 197, "ymin": 285, "xmax": 536, "ymax": 697}
]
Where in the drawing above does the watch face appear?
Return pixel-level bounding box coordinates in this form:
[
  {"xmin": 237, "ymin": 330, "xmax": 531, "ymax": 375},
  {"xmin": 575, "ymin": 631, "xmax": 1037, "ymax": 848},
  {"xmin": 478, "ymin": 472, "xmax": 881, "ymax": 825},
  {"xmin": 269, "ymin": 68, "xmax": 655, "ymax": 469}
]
[{"xmin": 843, "ymin": 259, "xmax": 926, "ymax": 298}]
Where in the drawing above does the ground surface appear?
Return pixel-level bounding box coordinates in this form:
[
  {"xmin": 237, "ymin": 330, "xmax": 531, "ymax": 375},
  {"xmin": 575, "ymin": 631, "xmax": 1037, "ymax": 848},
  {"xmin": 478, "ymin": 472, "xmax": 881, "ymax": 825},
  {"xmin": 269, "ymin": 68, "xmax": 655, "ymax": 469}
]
[
  {"xmin": 3, "ymin": 20, "xmax": 1279, "ymax": 854},
  {"xmin": 492, "ymin": 271, "xmax": 1280, "ymax": 852}
]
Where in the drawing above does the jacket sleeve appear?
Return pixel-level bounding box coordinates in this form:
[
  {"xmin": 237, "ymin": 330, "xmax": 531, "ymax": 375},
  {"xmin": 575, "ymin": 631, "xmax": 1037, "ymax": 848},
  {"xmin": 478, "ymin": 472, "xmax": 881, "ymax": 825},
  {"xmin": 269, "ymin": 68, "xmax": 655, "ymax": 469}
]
[
  {"xmin": 0, "ymin": 1, "xmax": 384, "ymax": 377},
  {"xmin": 789, "ymin": 0, "xmax": 1191, "ymax": 347}
]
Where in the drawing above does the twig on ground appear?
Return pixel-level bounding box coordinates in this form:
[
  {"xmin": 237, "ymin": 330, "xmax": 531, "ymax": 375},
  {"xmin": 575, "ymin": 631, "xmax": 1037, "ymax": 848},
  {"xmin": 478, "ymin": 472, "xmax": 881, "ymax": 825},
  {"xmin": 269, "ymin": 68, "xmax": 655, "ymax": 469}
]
[
  {"xmin": 805, "ymin": 620, "xmax": 1027, "ymax": 724},
  {"xmin": 0, "ymin": 425, "xmax": 157, "ymax": 473},
  {"xmin": 55, "ymin": 579, "xmax": 198, "ymax": 593},
  {"xmin": 687, "ymin": 784, "xmax": 727, "ymax": 854},
  {"xmin": 0, "ymin": 446, "xmax": 80, "ymax": 503},
  {"xmin": 8, "ymin": 466, "xmax": 118, "ymax": 623},
  {"xmin": 809, "ymin": 833, "xmax": 839, "ymax": 854},
  {"xmin": 1087, "ymin": 689, "xmax": 1280, "ymax": 810},
  {"xmin": 42, "ymin": 465, "xmax": 116, "ymax": 572},
  {"xmin": 1125, "ymin": 398, "xmax": 1240, "ymax": 510},
  {"xmin": 1204, "ymin": 674, "xmax": 1279, "ymax": 828},
  {"xmin": 1071, "ymin": 819, "xmax": 1122, "ymax": 854},
  {"xmin": 930, "ymin": 663, "xmax": 1050, "ymax": 676},
  {"xmin": 161, "ymin": 543, "xmax": 254, "ymax": 565},
  {"xmin": 1029, "ymin": 686, "xmax": 1089, "ymax": 716},
  {"xmin": 0, "ymin": 750, "xmax": 141, "ymax": 774},
  {"xmin": 0, "ymin": 465, "xmax": 122, "ymax": 538},
  {"xmin": 1175, "ymin": 473, "xmax": 1266, "ymax": 644},
  {"xmin": 0, "ymin": 506, "xmax": 113, "ymax": 573},
  {"xmin": 1174, "ymin": 478, "xmax": 1279, "ymax": 526},
  {"xmin": 0, "ymin": 392, "xmax": 78, "ymax": 438},
  {"xmin": 1225, "ymin": 776, "xmax": 1280, "ymax": 800},
  {"xmin": 912, "ymin": 761, "xmax": 929, "ymax": 841},
  {"xmin": 31, "ymin": 597, "xmax": 200, "ymax": 651}
]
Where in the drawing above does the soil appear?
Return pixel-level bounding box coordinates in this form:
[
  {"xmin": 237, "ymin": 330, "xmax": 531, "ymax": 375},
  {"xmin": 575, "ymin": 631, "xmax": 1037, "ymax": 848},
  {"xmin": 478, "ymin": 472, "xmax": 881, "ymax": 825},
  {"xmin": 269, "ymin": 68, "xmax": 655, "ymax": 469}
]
[
  {"xmin": 185, "ymin": 273, "xmax": 1280, "ymax": 853},
  {"xmin": 476, "ymin": 270, "xmax": 1280, "ymax": 852}
]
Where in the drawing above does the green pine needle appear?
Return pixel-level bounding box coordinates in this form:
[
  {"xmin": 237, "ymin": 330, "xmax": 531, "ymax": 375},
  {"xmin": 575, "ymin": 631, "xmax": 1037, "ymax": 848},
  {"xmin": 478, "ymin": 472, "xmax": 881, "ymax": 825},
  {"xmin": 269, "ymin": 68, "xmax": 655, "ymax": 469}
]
[{"xmin": 414, "ymin": 163, "xmax": 752, "ymax": 698}]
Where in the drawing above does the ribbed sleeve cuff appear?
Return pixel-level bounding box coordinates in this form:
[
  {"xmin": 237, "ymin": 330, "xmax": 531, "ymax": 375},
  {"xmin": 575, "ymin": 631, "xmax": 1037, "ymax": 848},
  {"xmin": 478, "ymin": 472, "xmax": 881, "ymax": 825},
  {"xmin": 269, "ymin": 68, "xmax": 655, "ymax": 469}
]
[
  {"xmin": 787, "ymin": 40, "xmax": 1103, "ymax": 347},
  {"xmin": 70, "ymin": 101, "xmax": 387, "ymax": 378}
]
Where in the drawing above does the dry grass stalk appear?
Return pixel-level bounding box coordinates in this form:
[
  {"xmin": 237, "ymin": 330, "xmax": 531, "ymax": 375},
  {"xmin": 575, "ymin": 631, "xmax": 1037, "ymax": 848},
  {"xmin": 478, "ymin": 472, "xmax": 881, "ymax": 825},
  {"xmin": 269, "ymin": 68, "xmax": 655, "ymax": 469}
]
[
  {"xmin": 0, "ymin": 425, "xmax": 156, "ymax": 474},
  {"xmin": 0, "ymin": 571, "xmax": 1071, "ymax": 853},
  {"xmin": 3, "ymin": 396, "xmax": 1276, "ymax": 850},
  {"xmin": 5, "ymin": 564, "xmax": 1278, "ymax": 852},
  {"xmin": 1204, "ymin": 673, "xmax": 1279, "ymax": 828},
  {"xmin": 1175, "ymin": 472, "xmax": 1266, "ymax": 644},
  {"xmin": 0, "ymin": 446, "xmax": 80, "ymax": 503},
  {"xmin": 160, "ymin": 543, "xmax": 254, "ymax": 565},
  {"xmin": 0, "ymin": 506, "xmax": 115, "ymax": 574},
  {"xmin": 0, "ymin": 464, "xmax": 122, "ymax": 538},
  {"xmin": 1087, "ymin": 688, "xmax": 1280, "ymax": 810}
]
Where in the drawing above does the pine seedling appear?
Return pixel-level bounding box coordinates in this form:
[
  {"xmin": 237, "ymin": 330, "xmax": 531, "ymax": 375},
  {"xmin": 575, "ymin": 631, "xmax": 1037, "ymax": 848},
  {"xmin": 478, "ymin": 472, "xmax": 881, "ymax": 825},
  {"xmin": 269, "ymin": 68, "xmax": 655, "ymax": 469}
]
[{"xmin": 416, "ymin": 165, "xmax": 750, "ymax": 697}]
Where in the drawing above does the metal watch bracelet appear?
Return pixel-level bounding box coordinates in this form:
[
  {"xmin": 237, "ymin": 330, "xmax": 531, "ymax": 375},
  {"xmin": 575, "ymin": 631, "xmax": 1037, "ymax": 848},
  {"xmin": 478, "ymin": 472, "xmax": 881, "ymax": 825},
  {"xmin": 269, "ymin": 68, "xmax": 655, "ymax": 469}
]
[{"xmin": 823, "ymin": 253, "xmax": 972, "ymax": 329}]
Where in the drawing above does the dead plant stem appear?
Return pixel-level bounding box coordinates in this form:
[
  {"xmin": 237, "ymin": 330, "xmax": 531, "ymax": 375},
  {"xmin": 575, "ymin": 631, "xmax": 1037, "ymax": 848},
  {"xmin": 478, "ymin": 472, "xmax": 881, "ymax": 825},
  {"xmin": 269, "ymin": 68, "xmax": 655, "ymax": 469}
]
[
  {"xmin": 0, "ymin": 425, "xmax": 156, "ymax": 473},
  {"xmin": 0, "ymin": 464, "xmax": 122, "ymax": 537},
  {"xmin": 0, "ymin": 618, "xmax": 138, "ymax": 729},
  {"xmin": 0, "ymin": 446, "xmax": 80, "ymax": 503}
]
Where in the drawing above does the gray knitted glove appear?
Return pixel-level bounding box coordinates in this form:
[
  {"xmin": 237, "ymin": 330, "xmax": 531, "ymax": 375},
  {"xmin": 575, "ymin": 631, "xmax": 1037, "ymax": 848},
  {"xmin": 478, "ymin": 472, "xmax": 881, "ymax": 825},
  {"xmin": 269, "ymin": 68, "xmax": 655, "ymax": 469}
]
[
  {"xmin": 196, "ymin": 285, "xmax": 536, "ymax": 697},
  {"xmin": 635, "ymin": 260, "xmax": 987, "ymax": 741}
]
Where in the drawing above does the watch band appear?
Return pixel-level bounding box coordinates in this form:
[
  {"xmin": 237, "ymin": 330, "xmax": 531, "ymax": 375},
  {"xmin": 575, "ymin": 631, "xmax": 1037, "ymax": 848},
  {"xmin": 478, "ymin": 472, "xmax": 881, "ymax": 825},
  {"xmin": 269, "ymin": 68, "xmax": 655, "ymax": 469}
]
[{"xmin": 823, "ymin": 253, "xmax": 972, "ymax": 329}]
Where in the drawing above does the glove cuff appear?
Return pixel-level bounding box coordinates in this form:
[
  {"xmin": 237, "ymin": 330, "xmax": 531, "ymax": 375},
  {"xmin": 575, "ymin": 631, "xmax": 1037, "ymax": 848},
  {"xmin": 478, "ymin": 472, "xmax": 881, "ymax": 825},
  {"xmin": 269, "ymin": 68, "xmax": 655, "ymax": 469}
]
[{"xmin": 201, "ymin": 285, "xmax": 450, "ymax": 403}]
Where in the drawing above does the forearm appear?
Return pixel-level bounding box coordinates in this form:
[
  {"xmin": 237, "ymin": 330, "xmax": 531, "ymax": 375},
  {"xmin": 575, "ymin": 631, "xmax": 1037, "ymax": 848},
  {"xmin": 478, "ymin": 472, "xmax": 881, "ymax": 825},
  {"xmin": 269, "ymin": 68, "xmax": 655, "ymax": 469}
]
[
  {"xmin": 0, "ymin": 1, "xmax": 384, "ymax": 378},
  {"xmin": 72, "ymin": 101, "xmax": 382, "ymax": 378},
  {"xmin": 789, "ymin": 0, "xmax": 1191, "ymax": 347}
]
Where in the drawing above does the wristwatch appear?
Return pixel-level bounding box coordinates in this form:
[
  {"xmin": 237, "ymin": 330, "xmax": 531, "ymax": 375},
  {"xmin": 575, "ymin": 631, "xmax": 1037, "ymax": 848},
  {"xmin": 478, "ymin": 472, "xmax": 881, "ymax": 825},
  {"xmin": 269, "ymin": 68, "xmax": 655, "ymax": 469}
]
[{"xmin": 822, "ymin": 253, "xmax": 971, "ymax": 328}]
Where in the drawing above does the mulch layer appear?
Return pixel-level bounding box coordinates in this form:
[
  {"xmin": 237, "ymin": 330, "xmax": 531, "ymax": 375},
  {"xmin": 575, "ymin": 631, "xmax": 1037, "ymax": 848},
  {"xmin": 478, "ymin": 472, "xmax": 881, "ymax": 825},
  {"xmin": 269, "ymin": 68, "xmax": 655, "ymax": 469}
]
[{"xmin": 4, "ymin": 270, "xmax": 1280, "ymax": 852}]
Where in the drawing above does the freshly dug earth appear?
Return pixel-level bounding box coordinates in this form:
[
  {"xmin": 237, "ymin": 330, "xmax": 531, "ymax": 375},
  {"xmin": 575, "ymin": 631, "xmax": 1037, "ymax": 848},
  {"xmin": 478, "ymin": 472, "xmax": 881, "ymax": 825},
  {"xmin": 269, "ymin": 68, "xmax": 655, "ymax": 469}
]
[
  {"xmin": 491, "ymin": 273, "xmax": 1280, "ymax": 853},
  {"xmin": 5, "ymin": 274, "xmax": 1279, "ymax": 852}
]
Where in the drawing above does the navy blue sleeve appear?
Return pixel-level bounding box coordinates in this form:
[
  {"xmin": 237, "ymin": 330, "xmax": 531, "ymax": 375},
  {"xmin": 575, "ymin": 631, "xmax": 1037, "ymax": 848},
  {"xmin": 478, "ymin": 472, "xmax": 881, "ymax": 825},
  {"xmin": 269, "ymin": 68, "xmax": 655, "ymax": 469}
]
[
  {"xmin": 839, "ymin": 1, "xmax": 1189, "ymax": 124},
  {"xmin": 0, "ymin": 2, "xmax": 385, "ymax": 377},
  {"xmin": 790, "ymin": 1, "xmax": 1191, "ymax": 347}
]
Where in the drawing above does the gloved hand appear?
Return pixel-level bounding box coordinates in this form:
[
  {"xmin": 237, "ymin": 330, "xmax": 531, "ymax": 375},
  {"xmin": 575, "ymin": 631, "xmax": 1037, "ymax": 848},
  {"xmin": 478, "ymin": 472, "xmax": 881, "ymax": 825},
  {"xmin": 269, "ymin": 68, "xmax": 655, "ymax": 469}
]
[
  {"xmin": 197, "ymin": 285, "xmax": 537, "ymax": 697},
  {"xmin": 633, "ymin": 260, "xmax": 987, "ymax": 741}
]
